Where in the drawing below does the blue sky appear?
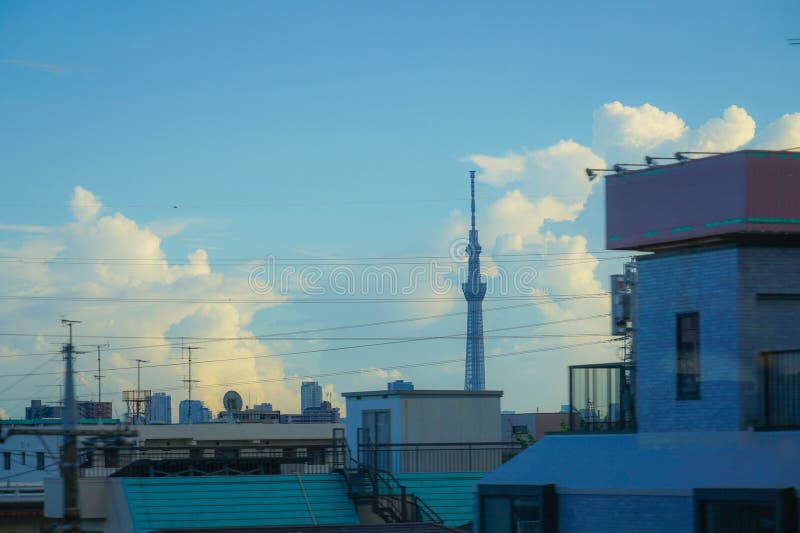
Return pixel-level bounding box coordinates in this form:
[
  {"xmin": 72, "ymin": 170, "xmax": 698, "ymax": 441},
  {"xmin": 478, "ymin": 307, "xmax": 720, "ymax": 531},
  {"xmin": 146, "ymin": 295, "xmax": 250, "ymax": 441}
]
[{"xmin": 1, "ymin": 1, "xmax": 798, "ymax": 419}]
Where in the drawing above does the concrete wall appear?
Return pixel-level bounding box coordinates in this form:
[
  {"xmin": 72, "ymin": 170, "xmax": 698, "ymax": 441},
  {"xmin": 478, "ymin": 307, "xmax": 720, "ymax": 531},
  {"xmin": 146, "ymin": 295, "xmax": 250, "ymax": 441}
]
[
  {"xmin": 342, "ymin": 395, "xmax": 402, "ymax": 451},
  {"xmin": 0, "ymin": 434, "xmax": 60, "ymax": 483},
  {"xmin": 344, "ymin": 392, "xmax": 502, "ymax": 448},
  {"xmin": 403, "ymin": 396, "xmax": 500, "ymax": 443}
]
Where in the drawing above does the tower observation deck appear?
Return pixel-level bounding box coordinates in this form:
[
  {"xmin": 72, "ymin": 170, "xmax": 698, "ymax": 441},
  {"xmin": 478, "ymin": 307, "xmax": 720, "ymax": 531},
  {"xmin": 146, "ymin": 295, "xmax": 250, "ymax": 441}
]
[{"xmin": 463, "ymin": 170, "xmax": 487, "ymax": 391}]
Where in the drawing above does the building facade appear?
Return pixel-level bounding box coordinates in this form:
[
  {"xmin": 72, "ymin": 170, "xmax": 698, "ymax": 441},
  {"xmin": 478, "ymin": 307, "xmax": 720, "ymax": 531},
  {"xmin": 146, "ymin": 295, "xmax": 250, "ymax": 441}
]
[
  {"xmin": 474, "ymin": 150, "xmax": 800, "ymax": 532},
  {"xmin": 77, "ymin": 401, "xmax": 113, "ymax": 420},
  {"xmin": 280, "ymin": 401, "xmax": 341, "ymax": 424},
  {"xmin": 300, "ymin": 381, "xmax": 322, "ymax": 412},
  {"xmin": 25, "ymin": 400, "xmax": 63, "ymax": 420},
  {"xmin": 146, "ymin": 392, "xmax": 172, "ymax": 424},
  {"xmin": 178, "ymin": 400, "xmax": 212, "ymax": 424}
]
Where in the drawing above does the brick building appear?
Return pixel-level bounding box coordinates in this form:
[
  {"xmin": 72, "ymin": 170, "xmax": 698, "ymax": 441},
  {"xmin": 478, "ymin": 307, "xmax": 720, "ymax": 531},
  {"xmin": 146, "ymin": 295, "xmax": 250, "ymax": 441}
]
[{"xmin": 474, "ymin": 150, "xmax": 800, "ymax": 532}]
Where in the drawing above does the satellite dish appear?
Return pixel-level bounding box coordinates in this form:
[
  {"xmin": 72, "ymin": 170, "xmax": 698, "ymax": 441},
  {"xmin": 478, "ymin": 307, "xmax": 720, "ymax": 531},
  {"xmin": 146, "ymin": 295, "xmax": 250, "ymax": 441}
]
[{"xmin": 223, "ymin": 390, "xmax": 243, "ymax": 412}]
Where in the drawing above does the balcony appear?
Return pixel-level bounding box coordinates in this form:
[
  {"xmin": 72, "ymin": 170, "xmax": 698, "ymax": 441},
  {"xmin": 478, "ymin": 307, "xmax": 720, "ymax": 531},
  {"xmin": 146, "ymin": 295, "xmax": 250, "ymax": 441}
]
[
  {"xmin": 567, "ymin": 362, "xmax": 635, "ymax": 432},
  {"xmin": 761, "ymin": 349, "xmax": 800, "ymax": 429}
]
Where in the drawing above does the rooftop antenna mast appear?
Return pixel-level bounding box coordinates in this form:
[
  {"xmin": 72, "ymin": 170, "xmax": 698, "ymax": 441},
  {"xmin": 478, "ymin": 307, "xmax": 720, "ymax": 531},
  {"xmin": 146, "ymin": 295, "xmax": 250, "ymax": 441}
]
[
  {"xmin": 123, "ymin": 359, "xmax": 151, "ymax": 425},
  {"xmin": 60, "ymin": 318, "xmax": 84, "ymax": 532},
  {"xmin": 182, "ymin": 346, "xmax": 201, "ymax": 424},
  {"xmin": 94, "ymin": 343, "xmax": 109, "ymax": 424}
]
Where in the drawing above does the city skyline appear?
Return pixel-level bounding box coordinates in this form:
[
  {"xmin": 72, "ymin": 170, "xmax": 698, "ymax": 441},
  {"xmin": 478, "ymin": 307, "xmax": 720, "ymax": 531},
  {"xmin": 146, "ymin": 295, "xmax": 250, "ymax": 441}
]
[{"xmin": 1, "ymin": 2, "xmax": 799, "ymax": 420}]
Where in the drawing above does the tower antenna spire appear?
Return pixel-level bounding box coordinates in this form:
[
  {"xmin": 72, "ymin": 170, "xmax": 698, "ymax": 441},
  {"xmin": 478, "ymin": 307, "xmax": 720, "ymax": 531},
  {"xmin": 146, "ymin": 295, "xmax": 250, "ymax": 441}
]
[
  {"xmin": 463, "ymin": 171, "xmax": 486, "ymax": 391},
  {"xmin": 470, "ymin": 170, "xmax": 477, "ymax": 232}
]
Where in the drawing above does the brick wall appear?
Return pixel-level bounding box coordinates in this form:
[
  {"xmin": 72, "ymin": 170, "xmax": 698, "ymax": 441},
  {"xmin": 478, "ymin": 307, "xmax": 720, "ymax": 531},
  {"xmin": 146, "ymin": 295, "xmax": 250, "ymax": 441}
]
[
  {"xmin": 559, "ymin": 494, "xmax": 693, "ymax": 532},
  {"xmin": 636, "ymin": 245, "xmax": 800, "ymax": 432},
  {"xmin": 637, "ymin": 246, "xmax": 741, "ymax": 432}
]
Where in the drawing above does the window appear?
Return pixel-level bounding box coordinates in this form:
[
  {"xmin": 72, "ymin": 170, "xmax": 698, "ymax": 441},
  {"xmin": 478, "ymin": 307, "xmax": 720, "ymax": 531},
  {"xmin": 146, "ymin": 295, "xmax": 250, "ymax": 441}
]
[
  {"xmin": 3, "ymin": 452, "xmax": 10, "ymax": 470},
  {"xmin": 36, "ymin": 452, "xmax": 45, "ymax": 471},
  {"xmin": 695, "ymin": 488, "xmax": 796, "ymax": 532},
  {"xmin": 79, "ymin": 449, "xmax": 93, "ymax": 468},
  {"xmin": 103, "ymin": 448, "xmax": 119, "ymax": 468},
  {"xmin": 677, "ymin": 312, "xmax": 701, "ymax": 399},
  {"xmin": 478, "ymin": 484, "xmax": 557, "ymax": 533},
  {"xmin": 512, "ymin": 425, "xmax": 529, "ymax": 435},
  {"xmin": 20, "ymin": 451, "xmax": 26, "ymax": 465}
]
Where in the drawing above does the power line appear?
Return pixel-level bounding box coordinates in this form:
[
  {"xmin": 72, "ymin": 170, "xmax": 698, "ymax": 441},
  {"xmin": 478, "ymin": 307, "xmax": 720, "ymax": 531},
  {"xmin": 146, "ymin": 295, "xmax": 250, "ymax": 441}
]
[
  {"xmin": 0, "ymin": 314, "xmax": 611, "ymax": 378},
  {"xmin": 5, "ymin": 338, "xmax": 619, "ymax": 403},
  {"xmin": 0, "ymin": 300, "xmax": 559, "ymax": 357},
  {"xmin": 0, "ymin": 292, "xmax": 609, "ymax": 305}
]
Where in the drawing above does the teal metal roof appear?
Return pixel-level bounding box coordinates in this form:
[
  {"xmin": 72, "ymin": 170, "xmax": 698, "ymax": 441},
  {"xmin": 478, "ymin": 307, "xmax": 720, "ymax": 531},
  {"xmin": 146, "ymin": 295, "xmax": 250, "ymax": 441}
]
[
  {"xmin": 122, "ymin": 474, "xmax": 358, "ymax": 533},
  {"xmin": 394, "ymin": 472, "xmax": 485, "ymax": 527}
]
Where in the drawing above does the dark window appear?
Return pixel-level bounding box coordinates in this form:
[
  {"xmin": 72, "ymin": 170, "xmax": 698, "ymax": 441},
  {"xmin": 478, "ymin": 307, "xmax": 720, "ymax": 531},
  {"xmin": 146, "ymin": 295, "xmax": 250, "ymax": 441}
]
[
  {"xmin": 103, "ymin": 448, "xmax": 119, "ymax": 468},
  {"xmin": 695, "ymin": 488, "xmax": 797, "ymax": 532},
  {"xmin": 512, "ymin": 425, "xmax": 529, "ymax": 435},
  {"xmin": 677, "ymin": 312, "xmax": 701, "ymax": 399},
  {"xmin": 36, "ymin": 452, "xmax": 45, "ymax": 470},
  {"xmin": 20, "ymin": 451, "xmax": 26, "ymax": 465},
  {"xmin": 3, "ymin": 452, "xmax": 10, "ymax": 470},
  {"xmin": 478, "ymin": 484, "xmax": 557, "ymax": 533},
  {"xmin": 79, "ymin": 450, "xmax": 93, "ymax": 468}
]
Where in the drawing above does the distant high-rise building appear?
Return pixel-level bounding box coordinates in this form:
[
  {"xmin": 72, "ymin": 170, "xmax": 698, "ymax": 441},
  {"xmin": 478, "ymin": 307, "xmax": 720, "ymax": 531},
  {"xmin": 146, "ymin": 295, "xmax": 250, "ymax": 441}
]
[
  {"xmin": 25, "ymin": 400, "xmax": 63, "ymax": 420},
  {"xmin": 77, "ymin": 401, "xmax": 113, "ymax": 420},
  {"xmin": 301, "ymin": 381, "xmax": 322, "ymax": 412},
  {"xmin": 463, "ymin": 170, "xmax": 487, "ymax": 391},
  {"xmin": 147, "ymin": 392, "xmax": 172, "ymax": 424},
  {"xmin": 387, "ymin": 380, "xmax": 414, "ymax": 391},
  {"xmin": 178, "ymin": 399, "xmax": 211, "ymax": 424},
  {"xmin": 281, "ymin": 401, "xmax": 341, "ymax": 424}
]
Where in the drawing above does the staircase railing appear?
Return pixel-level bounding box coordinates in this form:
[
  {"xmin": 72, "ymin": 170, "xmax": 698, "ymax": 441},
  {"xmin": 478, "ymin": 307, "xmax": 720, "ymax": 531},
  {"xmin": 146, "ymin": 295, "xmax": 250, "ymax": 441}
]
[{"xmin": 331, "ymin": 429, "xmax": 443, "ymax": 525}]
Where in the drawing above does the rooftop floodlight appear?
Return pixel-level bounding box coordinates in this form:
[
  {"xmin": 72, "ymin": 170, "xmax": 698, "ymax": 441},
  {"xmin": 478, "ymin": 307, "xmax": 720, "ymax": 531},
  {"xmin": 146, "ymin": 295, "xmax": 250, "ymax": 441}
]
[
  {"xmin": 674, "ymin": 151, "xmax": 725, "ymax": 162},
  {"xmin": 585, "ymin": 168, "xmax": 615, "ymax": 182},
  {"xmin": 644, "ymin": 155, "xmax": 680, "ymax": 167},
  {"xmin": 612, "ymin": 163, "xmax": 649, "ymax": 174}
]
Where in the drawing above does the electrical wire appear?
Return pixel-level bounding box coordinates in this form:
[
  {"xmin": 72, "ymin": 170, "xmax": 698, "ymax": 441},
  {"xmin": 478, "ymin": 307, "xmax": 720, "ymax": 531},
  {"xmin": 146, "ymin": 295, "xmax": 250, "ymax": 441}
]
[
  {"xmin": 0, "ymin": 300, "xmax": 555, "ymax": 357},
  {"xmin": 0, "ymin": 314, "xmax": 611, "ymax": 378},
  {"xmin": 3, "ymin": 337, "xmax": 620, "ymax": 403}
]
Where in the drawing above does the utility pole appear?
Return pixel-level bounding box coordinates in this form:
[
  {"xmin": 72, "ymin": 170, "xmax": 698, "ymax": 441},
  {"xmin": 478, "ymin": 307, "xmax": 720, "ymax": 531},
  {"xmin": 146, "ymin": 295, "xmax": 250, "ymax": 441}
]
[
  {"xmin": 181, "ymin": 346, "xmax": 201, "ymax": 424},
  {"xmin": 94, "ymin": 344, "xmax": 109, "ymax": 424},
  {"xmin": 61, "ymin": 319, "xmax": 82, "ymax": 533}
]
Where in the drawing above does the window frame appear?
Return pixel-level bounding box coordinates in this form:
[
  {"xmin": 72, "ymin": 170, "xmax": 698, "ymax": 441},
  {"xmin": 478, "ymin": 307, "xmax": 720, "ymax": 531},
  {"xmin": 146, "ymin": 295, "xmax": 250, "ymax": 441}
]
[
  {"xmin": 694, "ymin": 487, "xmax": 797, "ymax": 532},
  {"xmin": 477, "ymin": 483, "xmax": 557, "ymax": 533},
  {"xmin": 677, "ymin": 312, "xmax": 701, "ymax": 400}
]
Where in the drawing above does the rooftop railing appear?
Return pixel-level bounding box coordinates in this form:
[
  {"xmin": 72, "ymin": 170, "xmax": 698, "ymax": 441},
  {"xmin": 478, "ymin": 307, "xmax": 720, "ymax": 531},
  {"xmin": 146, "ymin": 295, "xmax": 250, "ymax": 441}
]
[
  {"xmin": 357, "ymin": 442, "xmax": 523, "ymax": 473},
  {"xmin": 568, "ymin": 362, "xmax": 636, "ymax": 432},
  {"xmin": 78, "ymin": 444, "xmax": 346, "ymax": 478}
]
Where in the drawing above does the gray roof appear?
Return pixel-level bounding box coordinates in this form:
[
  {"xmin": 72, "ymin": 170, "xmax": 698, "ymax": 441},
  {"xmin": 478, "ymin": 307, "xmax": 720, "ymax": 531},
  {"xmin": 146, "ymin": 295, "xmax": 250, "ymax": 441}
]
[{"xmin": 341, "ymin": 389, "xmax": 503, "ymax": 399}]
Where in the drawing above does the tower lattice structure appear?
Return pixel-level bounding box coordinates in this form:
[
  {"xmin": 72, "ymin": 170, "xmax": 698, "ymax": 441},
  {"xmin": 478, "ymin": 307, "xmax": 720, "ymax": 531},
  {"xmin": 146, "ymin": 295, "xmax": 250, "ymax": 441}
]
[{"xmin": 463, "ymin": 170, "xmax": 487, "ymax": 391}]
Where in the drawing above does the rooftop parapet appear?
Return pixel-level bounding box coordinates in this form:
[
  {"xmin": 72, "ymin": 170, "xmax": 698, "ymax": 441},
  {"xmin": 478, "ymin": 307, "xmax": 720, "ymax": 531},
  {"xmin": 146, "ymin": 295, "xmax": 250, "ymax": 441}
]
[{"xmin": 605, "ymin": 150, "xmax": 800, "ymax": 251}]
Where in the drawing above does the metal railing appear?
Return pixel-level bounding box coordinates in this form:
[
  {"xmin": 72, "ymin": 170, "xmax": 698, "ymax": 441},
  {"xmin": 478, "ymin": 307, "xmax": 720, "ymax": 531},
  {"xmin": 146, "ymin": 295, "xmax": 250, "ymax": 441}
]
[
  {"xmin": 339, "ymin": 451, "xmax": 443, "ymax": 524},
  {"xmin": 77, "ymin": 444, "xmax": 346, "ymax": 478},
  {"xmin": 761, "ymin": 350, "xmax": 800, "ymax": 428},
  {"xmin": 357, "ymin": 442, "xmax": 523, "ymax": 473},
  {"xmin": 568, "ymin": 362, "xmax": 636, "ymax": 432}
]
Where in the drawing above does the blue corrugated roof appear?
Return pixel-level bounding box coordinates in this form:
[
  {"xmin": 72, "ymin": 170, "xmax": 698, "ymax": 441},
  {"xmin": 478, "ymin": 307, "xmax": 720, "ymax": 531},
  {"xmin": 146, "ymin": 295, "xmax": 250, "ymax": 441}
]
[
  {"xmin": 394, "ymin": 472, "xmax": 486, "ymax": 527},
  {"xmin": 122, "ymin": 474, "xmax": 359, "ymax": 533}
]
